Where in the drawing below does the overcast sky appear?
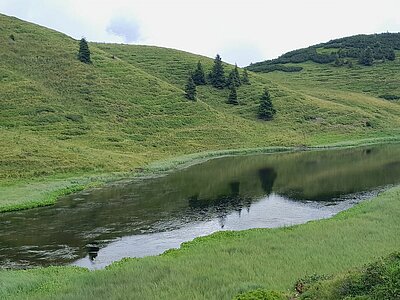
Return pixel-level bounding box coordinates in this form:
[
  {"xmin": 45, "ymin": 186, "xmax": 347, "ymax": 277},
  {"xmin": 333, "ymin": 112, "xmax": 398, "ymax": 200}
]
[{"xmin": 1, "ymin": 0, "xmax": 399, "ymax": 66}]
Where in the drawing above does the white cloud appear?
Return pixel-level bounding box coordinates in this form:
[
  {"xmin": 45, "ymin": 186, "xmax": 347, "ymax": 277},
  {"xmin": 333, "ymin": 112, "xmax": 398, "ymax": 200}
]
[
  {"xmin": 1, "ymin": 0, "xmax": 399, "ymax": 66},
  {"xmin": 106, "ymin": 17, "xmax": 141, "ymax": 43}
]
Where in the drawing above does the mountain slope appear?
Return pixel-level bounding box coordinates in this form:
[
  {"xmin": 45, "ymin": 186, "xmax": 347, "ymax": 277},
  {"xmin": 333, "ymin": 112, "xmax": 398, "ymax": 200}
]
[
  {"xmin": 1, "ymin": 14, "xmax": 400, "ymax": 210},
  {"xmin": 248, "ymin": 32, "xmax": 400, "ymax": 72}
]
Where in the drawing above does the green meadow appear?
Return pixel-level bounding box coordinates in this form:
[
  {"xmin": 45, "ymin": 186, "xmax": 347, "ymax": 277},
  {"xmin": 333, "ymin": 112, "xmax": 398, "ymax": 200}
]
[
  {"xmin": 1, "ymin": 13, "xmax": 400, "ymax": 299},
  {"xmin": 1, "ymin": 14, "xmax": 400, "ymax": 211}
]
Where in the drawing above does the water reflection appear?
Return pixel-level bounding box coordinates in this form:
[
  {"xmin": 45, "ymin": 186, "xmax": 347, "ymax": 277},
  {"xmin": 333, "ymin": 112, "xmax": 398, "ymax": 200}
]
[{"xmin": 0, "ymin": 143, "xmax": 400, "ymax": 269}]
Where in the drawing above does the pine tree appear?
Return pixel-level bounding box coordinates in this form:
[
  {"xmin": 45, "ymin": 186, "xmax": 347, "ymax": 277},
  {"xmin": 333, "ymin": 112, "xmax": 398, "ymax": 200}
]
[
  {"xmin": 226, "ymin": 64, "xmax": 241, "ymax": 88},
  {"xmin": 359, "ymin": 47, "xmax": 373, "ymax": 66},
  {"xmin": 192, "ymin": 61, "xmax": 206, "ymax": 85},
  {"xmin": 185, "ymin": 75, "xmax": 197, "ymax": 101},
  {"xmin": 242, "ymin": 69, "xmax": 250, "ymax": 85},
  {"xmin": 227, "ymin": 84, "xmax": 239, "ymax": 105},
  {"xmin": 233, "ymin": 64, "xmax": 241, "ymax": 86},
  {"xmin": 210, "ymin": 54, "xmax": 225, "ymax": 89},
  {"xmin": 78, "ymin": 38, "xmax": 91, "ymax": 64},
  {"xmin": 258, "ymin": 89, "xmax": 276, "ymax": 120},
  {"xmin": 226, "ymin": 70, "xmax": 238, "ymax": 88}
]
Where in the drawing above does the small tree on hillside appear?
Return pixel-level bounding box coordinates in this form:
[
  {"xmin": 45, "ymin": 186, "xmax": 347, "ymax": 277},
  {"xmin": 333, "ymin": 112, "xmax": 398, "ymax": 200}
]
[
  {"xmin": 226, "ymin": 69, "xmax": 240, "ymax": 88},
  {"xmin": 192, "ymin": 61, "xmax": 206, "ymax": 85},
  {"xmin": 210, "ymin": 54, "xmax": 225, "ymax": 89},
  {"xmin": 227, "ymin": 84, "xmax": 239, "ymax": 105},
  {"xmin": 78, "ymin": 38, "xmax": 91, "ymax": 64},
  {"xmin": 233, "ymin": 64, "xmax": 241, "ymax": 86},
  {"xmin": 359, "ymin": 47, "xmax": 373, "ymax": 66},
  {"xmin": 258, "ymin": 89, "xmax": 276, "ymax": 120},
  {"xmin": 185, "ymin": 74, "xmax": 197, "ymax": 101},
  {"xmin": 242, "ymin": 69, "xmax": 250, "ymax": 84},
  {"xmin": 226, "ymin": 64, "xmax": 241, "ymax": 88}
]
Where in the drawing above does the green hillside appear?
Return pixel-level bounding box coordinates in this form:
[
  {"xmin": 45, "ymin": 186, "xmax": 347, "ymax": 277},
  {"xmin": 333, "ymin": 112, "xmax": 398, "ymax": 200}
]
[
  {"xmin": 248, "ymin": 32, "xmax": 400, "ymax": 72},
  {"xmin": 1, "ymin": 14, "xmax": 400, "ymax": 211},
  {"xmin": 1, "ymin": 13, "xmax": 400, "ymax": 300}
]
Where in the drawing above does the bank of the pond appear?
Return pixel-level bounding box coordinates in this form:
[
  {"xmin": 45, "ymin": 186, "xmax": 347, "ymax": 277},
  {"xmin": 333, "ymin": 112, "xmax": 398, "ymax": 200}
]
[
  {"xmin": 1, "ymin": 184, "xmax": 399, "ymax": 299},
  {"xmin": 1, "ymin": 135, "xmax": 400, "ymax": 213}
]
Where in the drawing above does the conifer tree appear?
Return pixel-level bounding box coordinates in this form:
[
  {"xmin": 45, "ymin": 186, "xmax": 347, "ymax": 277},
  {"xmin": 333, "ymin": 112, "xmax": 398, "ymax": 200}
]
[
  {"xmin": 78, "ymin": 38, "xmax": 91, "ymax": 64},
  {"xmin": 233, "ymin": 64, "xmax": 241, "ymax": 86},
  {"xmin": 242, "ymin": 69, "xmax": 250, "ymax": 84},
  {"xmin": 227, "ymin": 84, "xmax": 239, "ymax": 105},
  {"xmin": 185, "ymin": 75, "xmax": 197, "ymax": 101},
  {"xmin": 226, "ymin": 70, "xmax": 238, "ymax": 88},
  {"xmin": 258, "ymin": 89, "xmax": 276, "ymax": 120},
  {"xmin": 210, "ymin": 54, "xmax": 225, "ymax": 89},
  {"xmin": 226, "ymin": 64, "xmax": 241, "ymax": 88},
  {"xmin": 192, "ymin": 61, "xmax": 206, "ymax": 85}
]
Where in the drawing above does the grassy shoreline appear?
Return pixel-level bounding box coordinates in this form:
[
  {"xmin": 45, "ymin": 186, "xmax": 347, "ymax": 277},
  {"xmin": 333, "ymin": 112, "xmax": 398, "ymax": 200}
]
[
  {"xmin": 1, "ymin": 135, "xmax": 400, "ymax": 213},
  {"xmin": 1, "ymin": 182, "xmax": 399, "ymax": 299}
]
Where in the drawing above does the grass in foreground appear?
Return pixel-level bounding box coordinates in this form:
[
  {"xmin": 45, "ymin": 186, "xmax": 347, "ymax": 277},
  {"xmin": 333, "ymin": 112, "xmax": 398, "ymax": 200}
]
[
  {"xmin": 1, "ymin": 186, "xmax": 399, "ymax": 299},
  {"xmin": 297, "ymin": 251, "xmax": 400, "ymax": 299},
  {"xmin": 234, "ymin": 251, "xmax": 400, "ymax": 299}
]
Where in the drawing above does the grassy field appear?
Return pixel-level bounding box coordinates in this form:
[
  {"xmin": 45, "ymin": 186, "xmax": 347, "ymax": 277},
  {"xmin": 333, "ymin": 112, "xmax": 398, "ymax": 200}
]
[
  {"xmin": 1, "ymin": 184, "xmax": 399, "ymax": 299},
  {"xmin": 1, "ymin": 13, "xmax": 400, "ymax": 300},
  {"xmin": 1, "ymin": 14, "xmax": 400, "ymax": 212}
]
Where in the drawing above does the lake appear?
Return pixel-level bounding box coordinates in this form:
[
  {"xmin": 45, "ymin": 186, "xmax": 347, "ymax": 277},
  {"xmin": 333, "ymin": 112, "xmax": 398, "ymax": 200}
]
[{"xmin": 1, "ymin": 144, "xmax": 400, "ymax": 270}]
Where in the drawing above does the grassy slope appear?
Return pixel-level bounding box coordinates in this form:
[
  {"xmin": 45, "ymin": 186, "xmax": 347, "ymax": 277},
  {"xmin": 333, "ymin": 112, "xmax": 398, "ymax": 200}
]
[
  {"xmin": 1, "ymin": 185, "xmax": 399, "ymax": 299},
  {"xmin": 1, "ymin": 14, "xmax": 400, "ymax": 211},
  {"xmin": 1, "ymin": 14, "xmax": 400, "ymax": 300}
]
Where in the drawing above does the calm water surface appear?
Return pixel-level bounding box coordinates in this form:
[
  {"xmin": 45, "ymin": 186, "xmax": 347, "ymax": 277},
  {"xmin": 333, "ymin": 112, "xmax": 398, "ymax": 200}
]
[{"xmin": 1, "ymin": 144, "xmax": 400, "ymax": 270}]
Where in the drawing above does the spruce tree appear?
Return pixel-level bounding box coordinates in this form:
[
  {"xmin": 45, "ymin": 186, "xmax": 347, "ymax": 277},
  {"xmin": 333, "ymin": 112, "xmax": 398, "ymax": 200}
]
[
  {"xmin": 233, "ymin": 64, "xmax": 241, "ymax": 86},
  {"xmin": 192, "ymin": 61, "xmax": 206, "ymax": 85},
  {"xmin": 242, "ymin": 68, "xmax": 250, "ymax": 85},
  {"xmin": 258, "ymin": 89, "xmax": 276, "ymax": 120},
  {"xmin": 78, "ymin": 38, "xmax": 91, "ymax": 64},
  {"xmin": 227, "ymin": 84, "xmax": 239, "ymax": 105},
  {"xmin": 226, "ymin": 70, "xmax": 238, "ymax": 88},
  {"xmin": 226, "ymin": 64, "xmax": 241, "ymax": 88},
  {"xmin": 210, "ymin": 54, "xmax": 225, "ymax": 89},
  {"xmin": 185, "ymin": 75, "xmax": 197, "ymax": 101}
]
